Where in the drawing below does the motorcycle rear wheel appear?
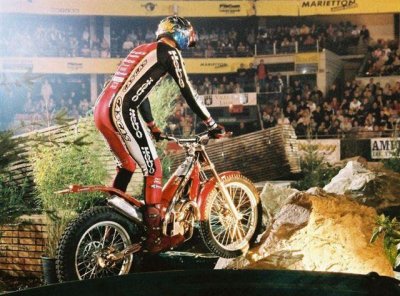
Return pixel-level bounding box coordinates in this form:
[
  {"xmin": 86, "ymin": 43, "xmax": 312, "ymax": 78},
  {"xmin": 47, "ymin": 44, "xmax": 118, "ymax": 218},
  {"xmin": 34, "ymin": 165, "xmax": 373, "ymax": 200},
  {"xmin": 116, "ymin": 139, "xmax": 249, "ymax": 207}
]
[
  {"xmin": 199, "ymin": 174, "xmax": 261, "ymax": 258},
  {"xmin": 56, "ymin": 206, "xmax": 142, "ymax": 282}
]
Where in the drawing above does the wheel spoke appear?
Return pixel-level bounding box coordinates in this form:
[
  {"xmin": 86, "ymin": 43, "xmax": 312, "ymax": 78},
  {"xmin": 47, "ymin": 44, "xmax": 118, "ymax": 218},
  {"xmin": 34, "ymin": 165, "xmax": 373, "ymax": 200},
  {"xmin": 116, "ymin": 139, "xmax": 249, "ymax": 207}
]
[
  {"xmin": 237, "ymin": 221, "xmax": 246, "ymax": 239},
  {"xmin": 87, "ymin": 231, "xmax": 94, "ymax": 242},
  {"xmin": 234, "ymin": 221, "xmax": 243, "ymax": 242},
  {"xmin": 89, "ymin": 263, "xmax": 100, "ymax": 279},
  {"xmin": 220, "ymin": 227, "xmax": 229, "ymax": 245},
  {"xmin": 101, "ymin": 226, "xmax": 111, "ymax": 247},
  {"xmin": 81, "ymin": 264, "xmax": 97, "ymax": 279},
  {"xmin": 231, "ymin": 186, "xmax": 238, "ymax": 201},
  {"xmin": 241, "ymin": 207, "xmax": 253, "ymax": 217},
  {"xmin": 215, "ymin": 226, "xmax": 227, "ymax": 240},
  {"xmin": 110, "ymin": 228, "xmax": 118, "ymax": 246},
  {"xmin": 96, "ymin": 225, "xmax": 104, "ymax": 242},
  {"xmin": 236, "ymin": 190, "xmax": 246, "ymax": 208}
]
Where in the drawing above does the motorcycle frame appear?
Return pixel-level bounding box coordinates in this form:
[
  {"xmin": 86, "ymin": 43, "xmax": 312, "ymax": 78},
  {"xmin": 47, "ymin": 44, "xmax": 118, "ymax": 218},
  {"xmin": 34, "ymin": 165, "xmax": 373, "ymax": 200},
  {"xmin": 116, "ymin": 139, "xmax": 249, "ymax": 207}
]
[
  {"xmin": 56, "ymin": 139, "xmax": 239, "ymax": 223},
  {"xmin": 160, "ymin": 141, "xmax": 239, "ymax": 222}
]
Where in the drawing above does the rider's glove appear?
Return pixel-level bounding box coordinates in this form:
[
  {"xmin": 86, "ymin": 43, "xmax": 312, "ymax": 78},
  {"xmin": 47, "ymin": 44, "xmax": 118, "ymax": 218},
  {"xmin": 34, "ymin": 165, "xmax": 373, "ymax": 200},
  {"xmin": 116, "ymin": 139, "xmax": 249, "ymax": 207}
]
[
  {"xmin": 147, "ymin": 121, "xmax": 162, "ymax": 142},
  {"xmin": 204, "ymin": 117, "xmax": 225, "ymax": 139}
]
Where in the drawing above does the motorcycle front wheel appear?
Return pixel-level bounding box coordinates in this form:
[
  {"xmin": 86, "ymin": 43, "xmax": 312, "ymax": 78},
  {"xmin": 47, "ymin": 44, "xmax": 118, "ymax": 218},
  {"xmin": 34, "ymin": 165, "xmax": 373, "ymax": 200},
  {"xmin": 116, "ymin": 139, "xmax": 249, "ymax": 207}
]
[
  {"xmin": 56, "ymin": 206, "xmax": 142, "ymax": 282},
  {"xmin": 200, "ymin": 174, "xmax": 262, "ymax": 258}
]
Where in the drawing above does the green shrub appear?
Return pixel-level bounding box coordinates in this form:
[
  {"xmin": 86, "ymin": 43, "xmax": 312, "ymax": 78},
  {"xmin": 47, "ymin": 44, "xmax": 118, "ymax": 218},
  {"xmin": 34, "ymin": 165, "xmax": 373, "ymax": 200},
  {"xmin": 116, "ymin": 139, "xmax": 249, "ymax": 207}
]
[
  {"xmin": 148, "ymin": 78, "xmax": 180, "ymax": 182},
  {"xmin": 370, "ymin": 214, "xmax": 400, "ymax": 268},
  {"xmin": 0, "ymin": 130, "xmax": 34, "ymax": 224},
  {"xmin": 0, "ymin": 175, "xmax": 32, "ymax": 224},
  {"xmin": 294, "ymin": 143, "xmax": 340, "ymax": 191},
  {"xmin": 31, "ymin": 119, "xmax": 109, "ymax": 256},
  {"xmin": 383, "ymin": 141, "xmax": 400, "ymax": 173},
  {"xmin": 148, "ymin": 78, "xmax": 180, "ymax": 131},
  {"xmin": 0, "ymin": 130, "xmax": 25, "ymax": 174}
]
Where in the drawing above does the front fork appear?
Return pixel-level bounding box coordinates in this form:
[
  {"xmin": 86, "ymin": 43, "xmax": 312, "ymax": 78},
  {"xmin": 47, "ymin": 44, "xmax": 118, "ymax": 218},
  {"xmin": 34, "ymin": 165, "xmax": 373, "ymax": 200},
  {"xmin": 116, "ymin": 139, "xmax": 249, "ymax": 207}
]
[{"xmin": 201, "ymin": 147, "xmax": 241, "ymax": 221}]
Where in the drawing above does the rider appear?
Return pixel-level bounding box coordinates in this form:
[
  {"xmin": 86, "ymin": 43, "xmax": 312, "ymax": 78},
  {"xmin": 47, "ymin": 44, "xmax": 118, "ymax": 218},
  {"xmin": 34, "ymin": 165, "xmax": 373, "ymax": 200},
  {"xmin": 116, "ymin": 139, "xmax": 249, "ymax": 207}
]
[{"xmin": 94, "ymin": 16, "xmax": 225, "ymax": 253}]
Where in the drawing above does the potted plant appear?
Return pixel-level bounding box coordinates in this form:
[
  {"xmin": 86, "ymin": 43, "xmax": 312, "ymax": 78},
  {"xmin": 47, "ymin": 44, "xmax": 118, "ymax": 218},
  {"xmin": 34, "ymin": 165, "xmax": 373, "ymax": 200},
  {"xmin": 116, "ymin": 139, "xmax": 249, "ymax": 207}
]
[{"xmin": 31, "ymin": 119, "xmax": 108, "ymax": 284}]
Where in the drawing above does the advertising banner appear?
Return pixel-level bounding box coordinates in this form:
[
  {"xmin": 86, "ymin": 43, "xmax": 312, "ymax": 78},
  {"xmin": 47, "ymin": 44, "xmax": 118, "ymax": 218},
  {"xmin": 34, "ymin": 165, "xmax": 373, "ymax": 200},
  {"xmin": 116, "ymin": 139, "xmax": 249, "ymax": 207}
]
[
  {"xmin": 370, "ymin": 138, "xmax": 400, "ymax": 159},
  {"xmin": 255, "ymin": 1, "xmax": 299, "ymax": 16},
  {"xmin": 185, "ymin": 57, "xmax": 253, "ymax": 74},
  {"xmin": 0, "ymin": 58, "xmax": 121, "ymax": 74},
  {"xmin": 298, "ymin": 0, "xmax": 400, "ymax": 16},
  {"xmin": 298, "ymin": 139, "xmax": 341, "ymax": 163},
  {"xmin": 0, "ymin": 1, "xmax": 254, "ymax": 17},
  {"xmin": 295, "ymin": 52, "xmax": 320, "ymax": 64},
  {"xmin": 1, "ymin": 0, "xmax": 398, "ymax": 16},
  {"xmin": 200, "ymin": 93, "xmax": 257, "ymax": 107},
  {"xmin": 0, "ymin": 57, "xmax": 251, "ymax": 74}
]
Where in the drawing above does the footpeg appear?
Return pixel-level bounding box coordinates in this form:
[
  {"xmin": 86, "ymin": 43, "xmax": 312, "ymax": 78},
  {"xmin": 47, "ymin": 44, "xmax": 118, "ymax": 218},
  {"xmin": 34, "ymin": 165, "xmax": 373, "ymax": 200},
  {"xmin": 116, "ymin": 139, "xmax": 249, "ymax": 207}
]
[{"xmin": 106, "ymin": 243, "xmax": 142, "ymax": 262}]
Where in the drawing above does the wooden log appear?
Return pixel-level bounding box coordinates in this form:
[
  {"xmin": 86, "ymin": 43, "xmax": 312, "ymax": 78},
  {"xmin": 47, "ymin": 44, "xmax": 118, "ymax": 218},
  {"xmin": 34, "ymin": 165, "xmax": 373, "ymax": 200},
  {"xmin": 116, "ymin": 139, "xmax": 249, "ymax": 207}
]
[{"xmin": 170, "ymin": 125, "xmax": 300, "ymax": 182}]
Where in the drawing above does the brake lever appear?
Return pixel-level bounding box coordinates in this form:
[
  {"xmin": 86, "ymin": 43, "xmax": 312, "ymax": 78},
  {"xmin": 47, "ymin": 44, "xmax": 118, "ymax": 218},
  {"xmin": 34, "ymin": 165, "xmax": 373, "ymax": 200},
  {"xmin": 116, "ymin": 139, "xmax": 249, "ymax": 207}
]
[
  {"xmin": 224, "ymin": 132, "xmax": 233, "ymax": 138},
  {"xmin": 210, "ymin": 131, "xmax": 233, "ymax": 140}
]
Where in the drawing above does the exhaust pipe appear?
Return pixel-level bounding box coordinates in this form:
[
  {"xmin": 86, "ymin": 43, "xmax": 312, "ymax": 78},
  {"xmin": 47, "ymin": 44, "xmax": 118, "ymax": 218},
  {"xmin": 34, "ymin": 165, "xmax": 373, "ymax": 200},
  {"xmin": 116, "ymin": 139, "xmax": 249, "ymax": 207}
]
[{"xmin": 108, "ymin": 196, "xmax": 143, "ymax": 224}]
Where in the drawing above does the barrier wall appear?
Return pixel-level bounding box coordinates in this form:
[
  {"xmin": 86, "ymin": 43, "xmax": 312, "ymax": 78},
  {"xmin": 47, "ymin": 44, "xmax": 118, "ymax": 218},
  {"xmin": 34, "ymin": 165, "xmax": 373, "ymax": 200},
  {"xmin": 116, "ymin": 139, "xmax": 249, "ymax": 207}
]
[
  {"xmin": 1, "ymin": 0, "xmax": 398, "ymax": 16},
  {"xmin": 0, "ymin": 57, "xmax": 254, "ymax": 74},
  {"xmin": 0, "ymin": 215, "xmax": 46, "ymax": 277},
  {"xmin": 0, "ymin": 54, "xmax": 319, "ymax": 75}
]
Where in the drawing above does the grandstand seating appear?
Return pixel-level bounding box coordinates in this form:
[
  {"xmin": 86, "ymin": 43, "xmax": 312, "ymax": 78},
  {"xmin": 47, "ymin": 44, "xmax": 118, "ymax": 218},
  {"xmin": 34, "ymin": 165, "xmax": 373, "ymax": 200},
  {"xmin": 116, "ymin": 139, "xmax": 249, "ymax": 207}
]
[{"xmin": 0, "ymin": 6, "xmax": 399, "ymax": 138}]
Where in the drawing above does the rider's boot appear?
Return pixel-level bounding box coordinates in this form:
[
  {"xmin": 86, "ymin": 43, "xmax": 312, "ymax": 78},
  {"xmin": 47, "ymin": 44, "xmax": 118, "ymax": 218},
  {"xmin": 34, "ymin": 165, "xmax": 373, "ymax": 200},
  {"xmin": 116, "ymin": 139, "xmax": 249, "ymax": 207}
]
[
  {"xmin": 144, "ymin": 204, "xmax": 184, "ymax": 253},
  {"xmin": 112, "ymin": 167, "xmax": 134, "ymax": 192},
  {"xmin": 143, "ymin": 175, "xmax": 184, "ymax": 253}
]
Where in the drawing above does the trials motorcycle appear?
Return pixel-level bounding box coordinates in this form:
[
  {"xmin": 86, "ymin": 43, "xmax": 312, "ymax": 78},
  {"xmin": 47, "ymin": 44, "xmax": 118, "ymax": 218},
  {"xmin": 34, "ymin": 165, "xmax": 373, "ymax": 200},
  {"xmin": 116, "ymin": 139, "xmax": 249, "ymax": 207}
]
[{"xmin": 55, "ymin": 132, "xmax": 261, "ymax": 281}]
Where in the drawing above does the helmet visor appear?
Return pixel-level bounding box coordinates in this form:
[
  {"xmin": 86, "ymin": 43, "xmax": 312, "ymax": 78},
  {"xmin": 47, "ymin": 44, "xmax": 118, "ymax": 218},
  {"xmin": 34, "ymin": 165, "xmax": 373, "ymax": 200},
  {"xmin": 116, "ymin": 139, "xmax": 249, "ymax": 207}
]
[{"xmin": 188, "ymin": 26, "xmax": 197, "ymax": 48}]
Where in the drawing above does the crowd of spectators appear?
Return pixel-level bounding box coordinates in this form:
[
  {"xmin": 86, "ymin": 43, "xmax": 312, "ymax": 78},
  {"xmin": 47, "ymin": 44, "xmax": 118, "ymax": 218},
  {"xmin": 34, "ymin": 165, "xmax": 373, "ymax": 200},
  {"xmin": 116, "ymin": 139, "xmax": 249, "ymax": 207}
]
[
  {"xmin": 0, "ymin": 16, "xmax": 110, "ymax": 58},
  {"xmin": 362, "ymin": 40, "xmax": 400, "ymax": 77},
  {"xmin": 2, "ymin": 72, "xmax": 399, "ymax": 138},
  {"xmin": 256, "ymin": 22, "xmax": 369, "ymax": 56},
  {"xmin": 191, "ymin": 60, "xmax": 284, "ymax": 95},
  {"xmin": 165, "ymin": 65, "xmax": 286, "ymax": 136},
  {"xmin": 1, "ymin": 15, "xmax": 371, "ymax": 58},
  {"xmin": 114, "ymin": 21, "xmax": 369, "ymax": 58},
  {"xmin": 0, "ymin": 75, "xmax": 93, "ymax": 132},
  {"xmin": 259, "ymin": 78, "xmax": 400, "ymax": 137}
]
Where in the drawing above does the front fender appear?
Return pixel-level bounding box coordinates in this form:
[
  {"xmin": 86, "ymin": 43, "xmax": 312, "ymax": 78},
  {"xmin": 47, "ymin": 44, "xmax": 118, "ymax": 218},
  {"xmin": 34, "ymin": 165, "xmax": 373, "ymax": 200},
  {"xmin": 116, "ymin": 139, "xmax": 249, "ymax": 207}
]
[{"xmin": 197, "ymin": 171, "xmax": 240, "ymax": 220}]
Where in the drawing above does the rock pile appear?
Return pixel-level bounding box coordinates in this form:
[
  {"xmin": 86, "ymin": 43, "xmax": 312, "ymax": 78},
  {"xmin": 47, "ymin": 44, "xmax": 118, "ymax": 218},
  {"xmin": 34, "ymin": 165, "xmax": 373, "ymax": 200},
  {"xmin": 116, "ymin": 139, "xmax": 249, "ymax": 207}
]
[
  {"xmin": 324, "ymin": 161, "xmax": 400, "ymax": 213},
  {"xmin": 216, "ymin": 165, "xmax": 395, "ymax": 277}
]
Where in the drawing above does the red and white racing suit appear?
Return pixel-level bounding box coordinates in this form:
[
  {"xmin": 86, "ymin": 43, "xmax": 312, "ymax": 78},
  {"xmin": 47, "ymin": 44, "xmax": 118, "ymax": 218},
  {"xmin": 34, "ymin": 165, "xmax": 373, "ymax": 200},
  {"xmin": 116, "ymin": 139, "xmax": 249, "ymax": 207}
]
[{"xmin": 94, "ymin": 41, "xmax": 211, "ymax": 206}]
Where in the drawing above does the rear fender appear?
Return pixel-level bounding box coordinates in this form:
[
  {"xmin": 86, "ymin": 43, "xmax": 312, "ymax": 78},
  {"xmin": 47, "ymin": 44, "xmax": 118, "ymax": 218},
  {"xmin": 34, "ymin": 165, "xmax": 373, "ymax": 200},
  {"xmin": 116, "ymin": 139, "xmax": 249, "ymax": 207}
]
[
  {"xmin": 197, "ymin": 171, "xmax": 240, "ymax": 220},
  {"xmin": 55, "ymin": 184, "xmax": 144, "ymax": 207}
]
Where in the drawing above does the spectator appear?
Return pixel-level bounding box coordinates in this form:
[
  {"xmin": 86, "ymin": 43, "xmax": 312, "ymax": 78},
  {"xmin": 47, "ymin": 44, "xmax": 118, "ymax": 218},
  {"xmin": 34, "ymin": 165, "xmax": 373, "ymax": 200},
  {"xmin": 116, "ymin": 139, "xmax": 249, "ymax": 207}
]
[
  {"xmin": 41, "ymin": 79, "xmax": 53, "ymax": 102},
  {"xmin": 245, "ymin": 62, "xmax": 256, "ymax": 92},
  {"xmin": 257, "ymin": 59, "xmax": 268, "ymax": 92},
  {"xmin": 359, "ymin": 25, "xmax": 370, "ymax": 43},
  {"xmin": 349, "ymin": 97, "xmax": 361, "ymax": 111}
]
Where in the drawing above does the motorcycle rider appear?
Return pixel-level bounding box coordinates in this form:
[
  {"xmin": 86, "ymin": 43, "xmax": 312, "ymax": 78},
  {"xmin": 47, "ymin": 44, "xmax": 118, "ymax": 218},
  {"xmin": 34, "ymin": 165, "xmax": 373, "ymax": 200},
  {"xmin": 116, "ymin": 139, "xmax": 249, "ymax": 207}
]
[{"xmin": 94, "ymin": 16, "xmax": 225, "ymax": 253}]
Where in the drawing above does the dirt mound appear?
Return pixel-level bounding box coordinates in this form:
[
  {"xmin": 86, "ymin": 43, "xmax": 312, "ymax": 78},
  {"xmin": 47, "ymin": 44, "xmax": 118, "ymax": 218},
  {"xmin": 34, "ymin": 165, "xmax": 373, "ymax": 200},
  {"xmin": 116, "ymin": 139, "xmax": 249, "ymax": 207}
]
[{"xmin": 217, "ymin": 190, "xmax": 394, "ymax": 277}]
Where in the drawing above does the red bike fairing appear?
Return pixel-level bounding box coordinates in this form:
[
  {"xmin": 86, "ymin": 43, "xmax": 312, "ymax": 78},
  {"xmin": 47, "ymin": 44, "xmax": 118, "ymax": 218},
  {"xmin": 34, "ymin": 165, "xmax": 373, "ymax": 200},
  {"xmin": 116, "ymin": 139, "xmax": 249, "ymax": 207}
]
[{"xmin": 94, "ymin": 41, "xmax": 211, "ymax": 205}]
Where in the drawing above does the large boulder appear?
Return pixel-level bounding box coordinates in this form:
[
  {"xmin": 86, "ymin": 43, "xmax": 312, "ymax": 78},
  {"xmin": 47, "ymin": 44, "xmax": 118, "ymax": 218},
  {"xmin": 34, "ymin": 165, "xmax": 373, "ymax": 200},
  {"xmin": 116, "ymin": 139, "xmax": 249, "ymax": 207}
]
[
  {"xmin": 259, "ymin": 182, "xmax": 298, "ymax": 228},
  {"xmin": 323, "ymin": 161, "xmax": 375, "ymax": 194},
  {"xmin": 217, "ymin": 188, "xmax": 394, "ymax": 277},
  {"xmin": 324, "ymin": 161, "xmax": 400, "ymax": 212}
]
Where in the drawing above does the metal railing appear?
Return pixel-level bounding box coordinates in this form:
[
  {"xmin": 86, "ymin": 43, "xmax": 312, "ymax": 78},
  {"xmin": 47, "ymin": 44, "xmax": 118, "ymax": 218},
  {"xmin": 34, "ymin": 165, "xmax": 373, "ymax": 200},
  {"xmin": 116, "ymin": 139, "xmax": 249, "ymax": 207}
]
[{"xmin": 296, "ymin": 129, "xmax": 398, "ymax": 140}]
